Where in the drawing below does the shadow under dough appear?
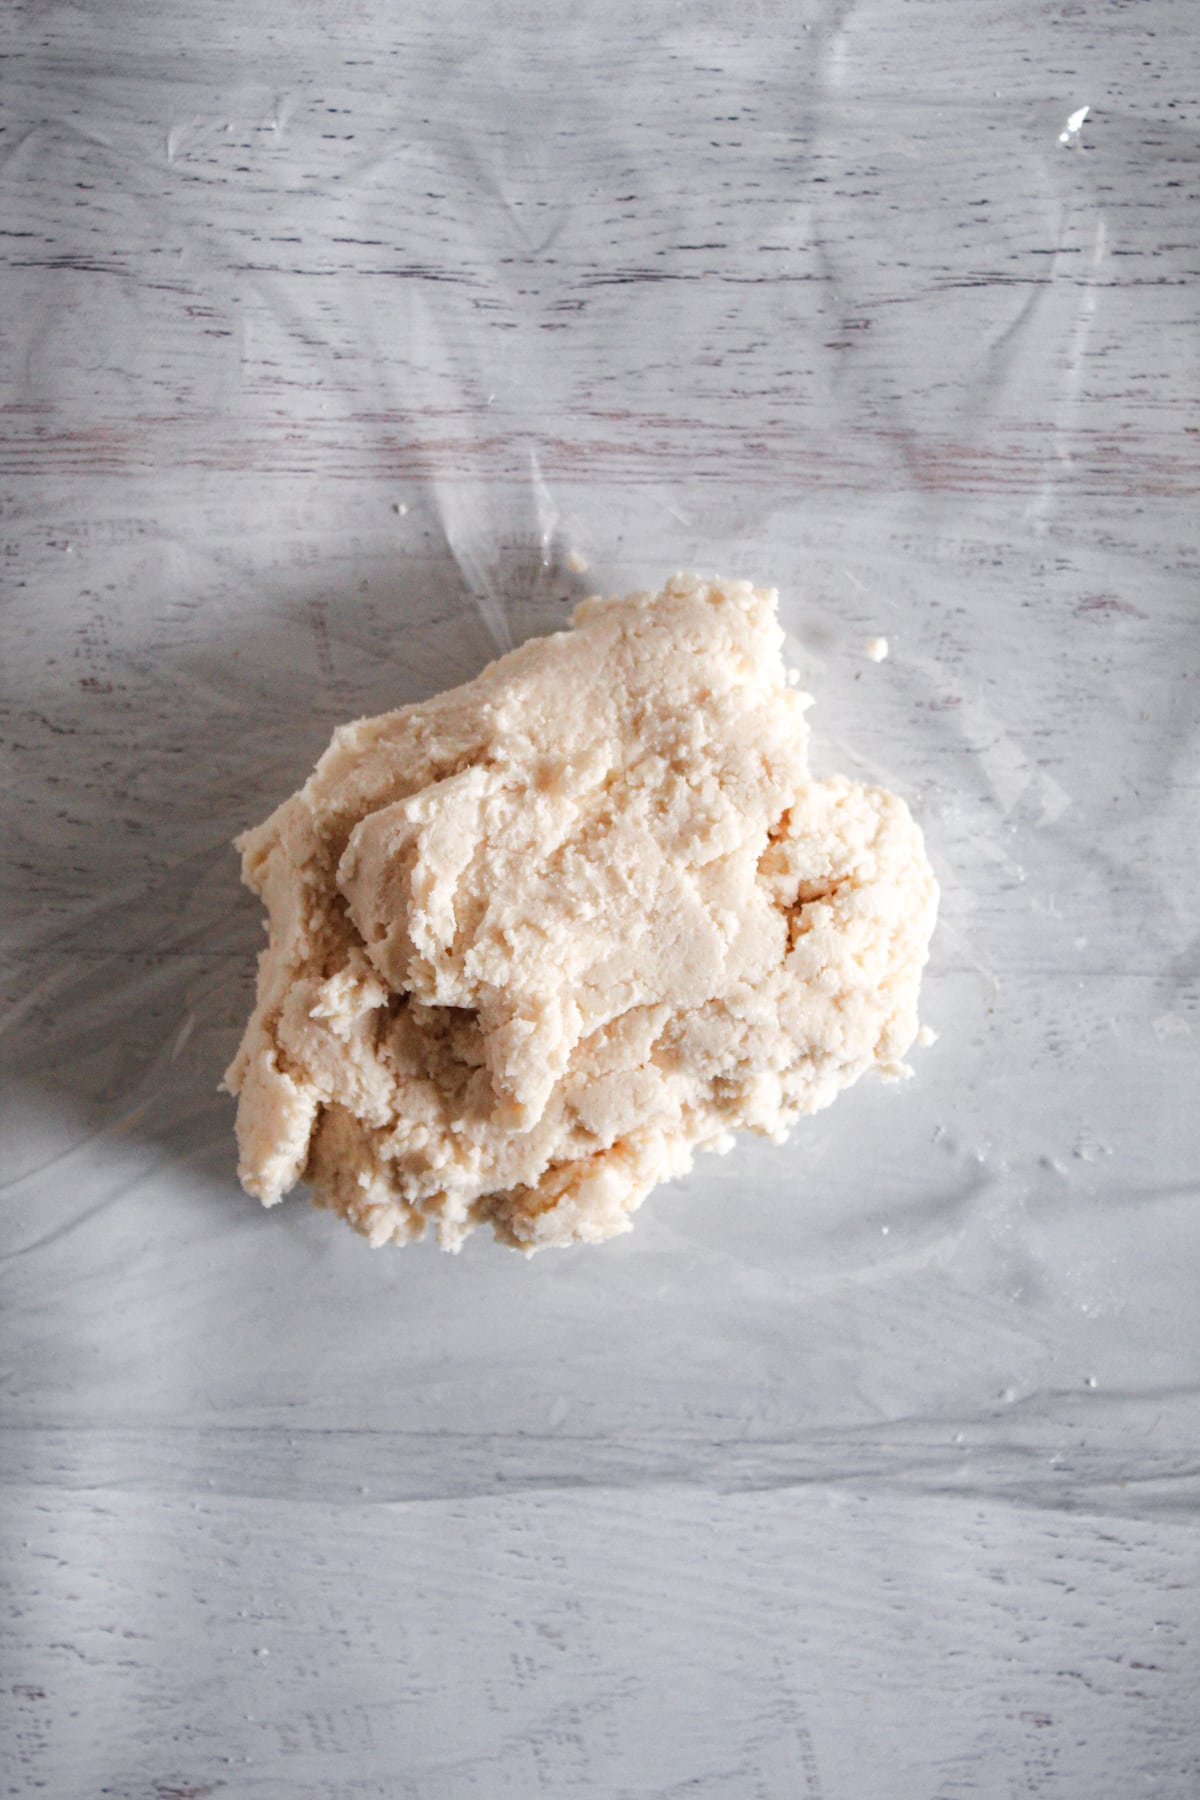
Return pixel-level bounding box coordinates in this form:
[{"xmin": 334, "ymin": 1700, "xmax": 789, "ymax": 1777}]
[{"xmin": 6, "ymin": 542, "xmax": 584, "ymax": 1217}]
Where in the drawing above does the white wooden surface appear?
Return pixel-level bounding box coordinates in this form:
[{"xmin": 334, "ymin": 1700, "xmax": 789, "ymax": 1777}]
[{"xmin": 2, "ymin": 2, "xmax": 1198, "ymax": 1795}]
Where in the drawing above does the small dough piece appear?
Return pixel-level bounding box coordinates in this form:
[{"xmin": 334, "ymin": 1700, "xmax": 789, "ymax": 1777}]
[{"xmin": 224, "ymin": 574, "xmax": 938, "ymax": 1253}]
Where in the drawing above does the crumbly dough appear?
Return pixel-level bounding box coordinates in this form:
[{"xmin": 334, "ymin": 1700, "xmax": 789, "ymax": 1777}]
[{"xmin": 225, "ymin": 574, "xmax": 938, "ymax": 1253}]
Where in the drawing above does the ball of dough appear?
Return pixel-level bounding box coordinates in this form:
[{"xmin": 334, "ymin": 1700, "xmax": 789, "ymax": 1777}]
[{"xmin": 224, "ymin": 574, "xmax": 938, "ymax": 1252}]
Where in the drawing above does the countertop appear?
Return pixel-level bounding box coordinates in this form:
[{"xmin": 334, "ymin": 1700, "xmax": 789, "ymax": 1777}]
[{"xmin": 2, "ymin": 2, "xmax": 1198, "ymax": 1795}]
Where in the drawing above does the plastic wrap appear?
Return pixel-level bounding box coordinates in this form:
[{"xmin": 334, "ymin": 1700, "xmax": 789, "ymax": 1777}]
[{"xmin": 3, "ymin": 2, "xmax": 1197, "ymax": 1793}]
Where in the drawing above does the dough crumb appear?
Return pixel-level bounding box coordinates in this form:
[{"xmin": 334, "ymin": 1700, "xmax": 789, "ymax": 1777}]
[
  {"xmin": 917, "ymin": 1024, "xmax": 939, "ymax": 1048},
  {"xmin": 865, "ymin": 636, "xmax": 889, "ymax": 663},
  {"xmin": 565, "ymin": 548, "xmax": 589, "ymax": 573},
  {"xmin": 225, "ymin": 574, "xmax": 938, "ymax": 1253}
]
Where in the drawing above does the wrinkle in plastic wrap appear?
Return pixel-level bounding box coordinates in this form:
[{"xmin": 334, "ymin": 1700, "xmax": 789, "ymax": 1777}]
[{"xmin": 2, "ymin": 3, "xmax": 1198, "ymax": 1795}]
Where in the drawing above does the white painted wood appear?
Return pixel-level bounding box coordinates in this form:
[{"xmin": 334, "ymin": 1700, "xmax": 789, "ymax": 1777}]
[{"xmin": 2, "ymin": 2, "xmax": 1197, "ymax": 1794}]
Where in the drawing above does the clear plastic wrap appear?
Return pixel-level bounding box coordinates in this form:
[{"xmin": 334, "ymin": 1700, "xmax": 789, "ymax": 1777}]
[{"xmin": 3, "ymin": 3, "xmax": 1197, "ymax": 1793}]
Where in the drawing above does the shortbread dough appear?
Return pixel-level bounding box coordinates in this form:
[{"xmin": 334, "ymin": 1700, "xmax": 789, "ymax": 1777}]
[{"xmin": 225, "ymin": 574, "xmax": 938, "ymax": 1252}]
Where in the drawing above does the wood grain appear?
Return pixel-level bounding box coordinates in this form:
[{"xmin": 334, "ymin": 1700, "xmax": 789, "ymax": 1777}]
[{"xmin": 2, "ymin": 2, "xmax": 1198, "ymax": 1795}]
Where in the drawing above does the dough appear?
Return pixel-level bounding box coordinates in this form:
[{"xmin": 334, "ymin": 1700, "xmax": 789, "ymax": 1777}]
[{"xmin": 224, "ymin": 574, "xmax": 938, "ymax": 1253}]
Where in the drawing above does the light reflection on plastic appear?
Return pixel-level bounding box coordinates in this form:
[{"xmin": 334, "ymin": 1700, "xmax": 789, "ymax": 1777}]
[{"xmin": 1058, "ymin": 104, "xmax": 1090, "ymax": 145}]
